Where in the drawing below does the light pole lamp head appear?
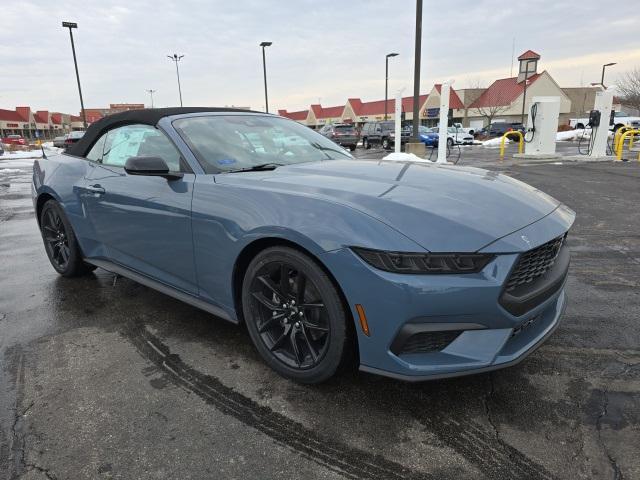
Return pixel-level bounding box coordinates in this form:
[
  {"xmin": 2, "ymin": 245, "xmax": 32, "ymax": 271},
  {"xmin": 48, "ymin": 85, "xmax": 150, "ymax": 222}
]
[
  {"xmin": 604, "ymin": 62, "xmax": 616, "ymax": 67},
  {"xmin": 260, "ymin": 41, "xmax": 273, "ymax": 48},
  {"xmin": 386, "ymin": 52, "xmax": 399, "ymax": 58},
  {"xmin": 62, "ymin": 21, "xmax": 78, "ymax": 29}
]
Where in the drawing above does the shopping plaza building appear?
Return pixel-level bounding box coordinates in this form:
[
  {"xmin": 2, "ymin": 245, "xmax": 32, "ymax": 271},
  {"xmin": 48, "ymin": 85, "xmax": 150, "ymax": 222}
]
[
  {"xmin": 278, "ymin": 50, "xmax": 612, "ymax": 130},
  {"xmin": 0, "ymin": 104, "xmax": 144, "ymax": 140}
]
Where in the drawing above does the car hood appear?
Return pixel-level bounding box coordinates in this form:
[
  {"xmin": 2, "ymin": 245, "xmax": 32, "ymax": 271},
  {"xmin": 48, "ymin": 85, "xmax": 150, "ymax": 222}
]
[{"xmin": 216, "ymin": 160, "xmax": 561, "ymax": 252}]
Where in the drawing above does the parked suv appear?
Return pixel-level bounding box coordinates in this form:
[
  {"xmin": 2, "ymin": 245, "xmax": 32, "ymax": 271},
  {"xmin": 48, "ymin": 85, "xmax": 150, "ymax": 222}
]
[
  {"xmin": 318, "ymin": 124, "xmax": 358, "ymax": 151},
  {"xmin": 477, "ymin": 122, "xmax": 524, "ymax": 140},
  {"xmin": 361, "ymin": 121, "xmax": 399, "ymax": 150}
]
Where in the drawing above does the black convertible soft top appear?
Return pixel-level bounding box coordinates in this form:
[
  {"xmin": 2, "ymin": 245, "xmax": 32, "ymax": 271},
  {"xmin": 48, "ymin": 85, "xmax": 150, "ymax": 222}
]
[{"xmin": 67, "ymin": 107, "xmax": 259, "ymax": 157}]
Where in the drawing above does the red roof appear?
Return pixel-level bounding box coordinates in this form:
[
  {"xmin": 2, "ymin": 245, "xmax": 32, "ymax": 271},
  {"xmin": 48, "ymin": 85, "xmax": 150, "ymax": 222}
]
[
  {"xmin": 278, "ymin": 109, "xmax": 308, "ymax": 121},
  {"xmin": 434, "ymin": 85, "xmax": 464, "ymax": 109},
  {"xmin": 70, "ymin": 115, "xmax": 82, "ymax": 122},
  {"xmin": 0, "ymin": 108, "xmax": 26, "ymax": 122},
  {"xmin": 309, "ymin": 104, "xmax": 344, "ymax": 119},
  {"xmin": 51, "ymin": 113, "xmax": 63, "ymax": 124},
  {"xmin": 518, "ymin": 50, "xmax": 540, "ymax": 61},
  {"xmin": 469, "ymin": 73, "xmax": 542, "ymax": 108},
  {"xmin": 34, "ymin": 110, "xmax": 49, "ymax": 124},
  {"xmin": 348, "ymin": 95, "xmax": 429, "ymax": 117}
]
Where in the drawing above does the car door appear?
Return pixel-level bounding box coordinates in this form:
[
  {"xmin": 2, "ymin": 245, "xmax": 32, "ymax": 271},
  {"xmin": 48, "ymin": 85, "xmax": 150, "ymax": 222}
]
[{"xmin": 81, "ymin": 124, "xmax": 198, "ymax": 294}]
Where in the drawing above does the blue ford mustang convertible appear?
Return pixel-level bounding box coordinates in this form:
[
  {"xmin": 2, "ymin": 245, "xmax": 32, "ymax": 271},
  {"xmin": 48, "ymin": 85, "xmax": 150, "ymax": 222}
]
[{"xmin": 32, "ymin": 108, "xmax": 574, "ymax": 384}]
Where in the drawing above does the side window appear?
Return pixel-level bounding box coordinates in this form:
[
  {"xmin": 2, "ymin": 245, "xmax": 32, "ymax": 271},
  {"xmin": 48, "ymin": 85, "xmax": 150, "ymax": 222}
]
[
  {"xmin": 102, "ymin": 124, "xmax": 184, "ymax": 171},
  {"xmin": 375, "ymin": 124, "xmax": 382, "ymax": 133},
  {"xmin": 86, "ymin": 133, "xmax": 107, "ymax": 162}
]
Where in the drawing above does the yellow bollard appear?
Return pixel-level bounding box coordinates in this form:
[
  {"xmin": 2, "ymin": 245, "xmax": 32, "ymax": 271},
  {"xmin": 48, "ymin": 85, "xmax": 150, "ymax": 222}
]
[
  {"xmin": 499, "ymin": 131, "xmax": 524, "ymax": 159},
  {"xmin": 614, "ymin": 126, "xmax": 633, "ymax": 156},
  {"xmin": 615, "ymin": 129, "xmax": 640, "ymax": 160}
]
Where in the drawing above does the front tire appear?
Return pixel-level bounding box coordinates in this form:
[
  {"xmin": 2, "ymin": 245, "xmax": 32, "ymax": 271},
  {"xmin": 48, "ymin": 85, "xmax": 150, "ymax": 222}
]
[
  {"xmin": 382, "ymin": 137, "xmax": 390, "ymax": 150},
  {"xmin": 447, "ymin": 137, "xmax": 454, "ymax": 147},
  {"xmin": 242, "ymin": 246, "xmax": 350, "ymax": 384},
  {"xmin": 40, "ymin": 199, "xmax": 95, "ymax": 277},
  {"xmin": 363, "ymin": 138, "xmax": 370, "ymax": 149}
]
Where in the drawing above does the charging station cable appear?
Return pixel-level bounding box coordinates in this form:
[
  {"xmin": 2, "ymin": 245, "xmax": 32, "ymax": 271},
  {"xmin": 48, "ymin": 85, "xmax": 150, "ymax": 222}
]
[{"xmin": 524, "ymin": 102, "xmax": 538, "ymax": 143}]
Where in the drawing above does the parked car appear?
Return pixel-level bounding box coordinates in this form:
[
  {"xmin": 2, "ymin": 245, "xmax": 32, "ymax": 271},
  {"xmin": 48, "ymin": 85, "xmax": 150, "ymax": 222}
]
[
  {"xmin": 428, "ymin": 127, "xmax": 474, "ymax": 146},
  {"xmin": 2, "ymin": 134, "xmax": 26, "ymax": 146},
  {"xmin": 360, "ymin": 121, "xmax": 396, "ymax": 150},
  {"xmin": 33, "ymin": 107, "xmax": 575, "ymax": 384},
  {"xmin": 477, "ymin": 123, "xmax": 524, "ymax": 140},
  {"xmin": 451, "ymin": 122, "xmax": 477, "ymax": 136},
  {"xmin": 63, "ymin": 131, "xmax": 85, "ymax": 149},
  {"xmin": 318, "ymin": 124, "xmax": 358, "ymax": 151},
  {"xmin": 53, "ymin": 134, "xmax": 69, "ymax": 148}
]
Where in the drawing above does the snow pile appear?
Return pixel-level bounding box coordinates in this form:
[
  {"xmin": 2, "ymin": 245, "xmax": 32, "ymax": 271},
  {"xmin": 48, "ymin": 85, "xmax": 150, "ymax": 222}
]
[
  {"xmin": 382, "ymin": 152, "xmax": 433, "ymax": 163},
  {"xmin": 557, "ymin": 129, "xmax": 590, "ymax": 141},
  {"xmin": 481, "ymin": 137, "xmax": 510, "ymax": 147},
  {"xmin": 0, "ymin": 150, "xmax": 44, "ymax": 159}
]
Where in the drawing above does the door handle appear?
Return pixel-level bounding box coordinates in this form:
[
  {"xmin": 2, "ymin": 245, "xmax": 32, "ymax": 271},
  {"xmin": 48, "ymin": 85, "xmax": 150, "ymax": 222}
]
[{"xmin": 86, "ymin": 184, "xmax": 105, "ymax": 194}]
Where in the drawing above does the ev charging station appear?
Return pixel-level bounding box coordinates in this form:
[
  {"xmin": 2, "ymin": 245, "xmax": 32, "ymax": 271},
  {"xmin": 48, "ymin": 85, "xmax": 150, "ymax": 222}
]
[
  {"xmin": 588, "ymin": 89, "xmax": 614, "ymax": 158},
  {"xmin": 514, "ymin": 96, "xmax": 561, "ymax": 159}
]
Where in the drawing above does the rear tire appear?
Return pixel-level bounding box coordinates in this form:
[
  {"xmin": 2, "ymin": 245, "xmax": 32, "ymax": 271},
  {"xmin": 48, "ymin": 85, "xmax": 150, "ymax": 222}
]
[
  {"xmin": 447, "ymin": 137, "xmax": 454, "ymax": 147},
  {"xmin": 349, "ymin": 145, "xmax": 356, "ymax": 152},
  {"xmin": 40, "ymin": 199, "xmax": 95, "ymax": 277},
  {"xmin": 242, "ymin": 246, "xmax": 350, "ymax": 384},
  {"xmin": 382, "ymin": 138, "xmax": 390, "ymax": 150},
  {"xmin": 363, "ymin": 138, "xmax": 370, "ymax": 149}
]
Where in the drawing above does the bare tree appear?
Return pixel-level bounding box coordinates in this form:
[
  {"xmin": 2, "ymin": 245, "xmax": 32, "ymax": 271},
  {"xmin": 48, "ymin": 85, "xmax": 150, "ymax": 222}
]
[
  {"xmin": 617, "ymin": 68, "xmax": 640, "ymax": 113},
  {"xmin": 475, "ymin": 104, "xmax": 510, "ymax": 127}
]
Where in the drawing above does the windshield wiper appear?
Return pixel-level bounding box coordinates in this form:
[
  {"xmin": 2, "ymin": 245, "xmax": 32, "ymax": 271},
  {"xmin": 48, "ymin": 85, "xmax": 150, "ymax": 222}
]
[
  {"xmin": 225, "ymin": 162, "xmax": 285, "ymax": 173},
  {"xmin": 309, "ymin": 142, "xmax": 351, "ymax": 159}
]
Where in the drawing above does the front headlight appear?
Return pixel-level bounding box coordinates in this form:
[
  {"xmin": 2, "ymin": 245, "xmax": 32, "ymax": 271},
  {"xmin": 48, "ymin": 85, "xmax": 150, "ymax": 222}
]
[{"xmin": 351, "ymin": 247, "xmax": 494, "ymax": 274}]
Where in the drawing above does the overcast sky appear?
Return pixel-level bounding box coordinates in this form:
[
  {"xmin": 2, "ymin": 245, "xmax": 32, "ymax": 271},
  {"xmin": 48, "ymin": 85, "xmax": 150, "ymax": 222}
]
[{"xmin": 2, "ymin": 0, "xmax": 638, "ymax": 115}]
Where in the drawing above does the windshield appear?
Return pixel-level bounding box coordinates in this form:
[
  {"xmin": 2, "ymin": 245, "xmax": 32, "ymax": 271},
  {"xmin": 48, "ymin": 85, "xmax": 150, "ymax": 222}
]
[
  {"xmin": 173, "ymin": 115, "xmax": 353, "ymax": 173},
  {"xmin": 334, "ymin": 125, "xmax": 355, "ymax": 133}
]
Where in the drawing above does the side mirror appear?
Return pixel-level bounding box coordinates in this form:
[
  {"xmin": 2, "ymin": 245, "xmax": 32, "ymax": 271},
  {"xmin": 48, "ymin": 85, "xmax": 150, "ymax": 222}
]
[{"xmin": 124, "ymin": 156, "xmax": 183, "ymax": 180}]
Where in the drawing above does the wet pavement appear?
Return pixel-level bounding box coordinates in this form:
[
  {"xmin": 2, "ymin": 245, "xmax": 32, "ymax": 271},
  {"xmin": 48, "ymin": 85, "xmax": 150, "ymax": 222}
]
[{"xmin": 1, "ymin": 145, "xmax": 639, "ymax": 480}]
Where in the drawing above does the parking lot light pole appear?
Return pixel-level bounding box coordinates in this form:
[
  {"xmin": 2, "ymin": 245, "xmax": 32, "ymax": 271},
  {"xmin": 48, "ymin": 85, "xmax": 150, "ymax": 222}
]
[
  {"xmin": 601, "ymin": 62, "xmax": 616, "ymax": 88},
  {"xmin": 260, "ymin": 42, "xmax": 272, "ymax": 113},
  {"xmin": 62, "ymin": 21, "xmax": 87, "ymax": 129},
  {"xmin": 385, "ymin": 53, "xmax": 399, "ymax": 120},
  {"xmin": 412, "ymin": 0, "xmax": 423, "ymax": 141},
  {"xmin": 520, "ymin": 59, "xmax": 536, "ymax": 125},
  {"xmin": 167, "ymin": 54, "xmax": 184, "ymax": 107},
  {"xmin": 146, "ymin": 89, "xmax": 156, "ymax": 108}
]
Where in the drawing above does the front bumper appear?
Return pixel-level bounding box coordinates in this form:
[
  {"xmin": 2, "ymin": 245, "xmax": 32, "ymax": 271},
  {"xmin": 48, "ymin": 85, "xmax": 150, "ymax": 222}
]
[{"xmin": 319, "ymin": 209, "xmax": 573, "ymax": 381}]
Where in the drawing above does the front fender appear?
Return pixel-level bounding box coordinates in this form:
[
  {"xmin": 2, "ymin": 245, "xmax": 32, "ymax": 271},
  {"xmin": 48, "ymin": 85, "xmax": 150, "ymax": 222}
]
[{"xmin": 191, "ymin": 178, "xmax": 426, "ymax": 316}]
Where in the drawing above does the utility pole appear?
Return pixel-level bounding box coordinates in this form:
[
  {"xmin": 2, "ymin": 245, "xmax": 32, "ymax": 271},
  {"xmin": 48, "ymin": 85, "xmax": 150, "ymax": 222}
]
[
  {"xmin": 167, "ymin": 54, "xmax": 184, "ymax": 107},
  {"xmin": 62, "ymin": 21, "xmax": 87, "ymax": 129},
  {"xmin": 260, "ymin": 42, "xmax": 272, "ymax": 113},
  {"xmin": 385, "ymin": 53, "xmax": 399, "ymax": 120},
  {"xmin": 412, "ymin": 0, "xmax": 423, "ymax": 141},
  {"xmin": 146, "ymin": 89, "xmax": 156, "ymax": 108}
]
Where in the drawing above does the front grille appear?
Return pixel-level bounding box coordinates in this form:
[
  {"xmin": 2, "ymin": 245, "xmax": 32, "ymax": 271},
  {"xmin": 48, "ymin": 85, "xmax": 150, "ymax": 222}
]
[
  {"xmin": 397, "ymin": 331, "xmax": 462, "ymax": 355},
  {"xmin": 505, "ymin": 235, "xmax": 565, "ymax": 293}
]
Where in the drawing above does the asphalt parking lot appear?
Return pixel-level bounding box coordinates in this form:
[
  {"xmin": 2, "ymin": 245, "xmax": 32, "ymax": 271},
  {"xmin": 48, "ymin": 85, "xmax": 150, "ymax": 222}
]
[{"xmin": 1, "ymin": 143, "xmax": 639, "ymax": 480}]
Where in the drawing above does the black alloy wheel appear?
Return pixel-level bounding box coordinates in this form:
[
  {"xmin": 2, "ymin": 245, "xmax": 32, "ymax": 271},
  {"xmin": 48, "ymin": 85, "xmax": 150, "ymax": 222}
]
[
  {"xmin": 242, "ymin": 247, "xmax": 350, "ymax": 383},
  {"xmin": 40, "ymin": 199, "xmax": 95, "ymax": 277},
  {"xmin": 42, "ymin": 205, "xmax": 71, "ymax": 271}
]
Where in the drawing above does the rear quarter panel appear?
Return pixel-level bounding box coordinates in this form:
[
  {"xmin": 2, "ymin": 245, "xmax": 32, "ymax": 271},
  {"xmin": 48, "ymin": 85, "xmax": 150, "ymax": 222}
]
[{"xmin": 33, "ymin": 153, "xmax": 103, "ymax": 257}]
